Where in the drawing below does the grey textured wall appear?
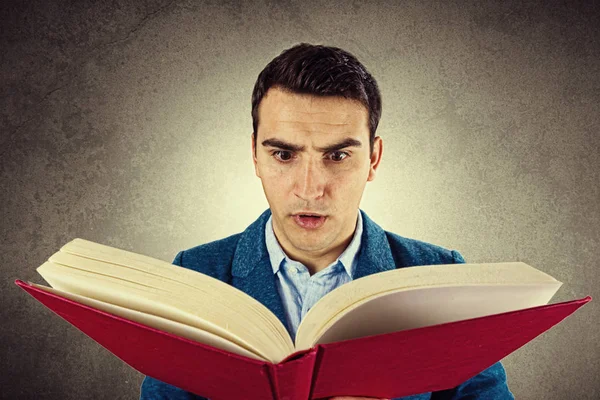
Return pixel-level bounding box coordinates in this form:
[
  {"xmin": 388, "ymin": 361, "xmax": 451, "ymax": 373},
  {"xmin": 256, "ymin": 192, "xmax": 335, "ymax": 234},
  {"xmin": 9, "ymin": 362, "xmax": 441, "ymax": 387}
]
[{"xmin": 2, "ymin": 0, "xmax": 598, "ymax": 399}]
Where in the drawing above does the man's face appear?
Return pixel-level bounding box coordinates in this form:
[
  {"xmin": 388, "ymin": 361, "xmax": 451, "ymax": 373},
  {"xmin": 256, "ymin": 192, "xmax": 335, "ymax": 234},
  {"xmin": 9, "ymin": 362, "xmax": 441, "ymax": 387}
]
[{"xmin": 252, "ymin": 87, "xmax": 383, "ymax": 260}]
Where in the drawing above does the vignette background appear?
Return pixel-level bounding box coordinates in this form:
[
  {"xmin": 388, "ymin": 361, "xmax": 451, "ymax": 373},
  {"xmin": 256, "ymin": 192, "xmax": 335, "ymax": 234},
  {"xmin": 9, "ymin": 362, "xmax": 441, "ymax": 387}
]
[{"xmin": 1, "ymin": 0, "xmax": 598, "ymax": 399}]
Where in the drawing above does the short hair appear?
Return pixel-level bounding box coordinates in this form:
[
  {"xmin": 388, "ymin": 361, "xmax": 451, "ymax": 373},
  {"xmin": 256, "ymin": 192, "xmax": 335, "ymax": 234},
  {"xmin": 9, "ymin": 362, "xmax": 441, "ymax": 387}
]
[{"xmin": 251, "ymin": 43, "xmax": 382, "ymax": 155}]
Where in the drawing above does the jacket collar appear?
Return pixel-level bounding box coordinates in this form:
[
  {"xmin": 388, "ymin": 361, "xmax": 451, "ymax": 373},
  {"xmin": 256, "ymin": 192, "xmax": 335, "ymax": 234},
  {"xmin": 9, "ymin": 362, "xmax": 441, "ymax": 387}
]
[
  {"xmin": 230, "ymin": 209, "xmax": 396, "ymax": 327},
  {"xmin": 231, "ymin": 208, "xmax": 272, "ymax": 279},
  {"xmin": 352, "ymin": 209, "xmax": 397, "ymax": 279}
]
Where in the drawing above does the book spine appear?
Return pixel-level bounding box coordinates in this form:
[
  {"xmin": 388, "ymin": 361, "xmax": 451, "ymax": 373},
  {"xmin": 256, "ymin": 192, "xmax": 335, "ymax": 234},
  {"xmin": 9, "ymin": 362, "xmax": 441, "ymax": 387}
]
[
  {"xmin": 270, "ymin": 348, "xmax": 319, "ymax": 400},
  {"xmin": 307, "ymin": 345, "xmax": 324, "ymax": 400}
]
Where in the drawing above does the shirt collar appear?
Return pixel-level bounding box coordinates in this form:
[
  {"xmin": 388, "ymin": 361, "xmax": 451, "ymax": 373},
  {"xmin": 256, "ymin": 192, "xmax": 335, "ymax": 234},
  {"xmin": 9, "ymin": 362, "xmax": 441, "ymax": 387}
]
[{"xmin": 264, "ymin": 210, "xmax": 363, "ymax": 277}]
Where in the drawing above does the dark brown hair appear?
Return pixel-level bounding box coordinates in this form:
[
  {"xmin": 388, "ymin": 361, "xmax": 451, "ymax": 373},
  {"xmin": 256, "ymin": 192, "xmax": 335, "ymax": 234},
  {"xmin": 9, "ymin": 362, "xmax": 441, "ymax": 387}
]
[{"xmin": 251, "ymin": 43, "xmax": 382, "ymax": 155}]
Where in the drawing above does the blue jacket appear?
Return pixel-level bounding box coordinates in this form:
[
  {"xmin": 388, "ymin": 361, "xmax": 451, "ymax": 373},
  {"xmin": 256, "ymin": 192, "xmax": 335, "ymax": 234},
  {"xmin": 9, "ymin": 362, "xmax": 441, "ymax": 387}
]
[{"xmin": 140, "ymin": 209, "xmax": 514, "ymax": 399}]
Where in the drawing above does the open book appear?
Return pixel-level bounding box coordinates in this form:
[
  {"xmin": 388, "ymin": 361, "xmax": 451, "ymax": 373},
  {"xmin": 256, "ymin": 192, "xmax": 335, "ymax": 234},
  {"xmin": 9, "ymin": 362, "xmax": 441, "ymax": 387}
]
[{"xmin": 16, "ymin": 238, "xmax": 591, "ymax": 400}]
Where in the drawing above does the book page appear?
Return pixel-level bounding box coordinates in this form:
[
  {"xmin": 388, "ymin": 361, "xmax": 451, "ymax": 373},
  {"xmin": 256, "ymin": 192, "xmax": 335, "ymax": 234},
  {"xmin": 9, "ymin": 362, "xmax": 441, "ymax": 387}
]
[
  {"xmin": 295, "ymin": 262, "xmax": 561, "ymax": 350},
  {"xmin": 310, "ymin": 283, "xmax": 561, "ymax": 347},
  {"xmin": 38, "ymin": 238, "xmax": 294, "ymax": 363},
  {"xmin": 30, "ymin": 283, "xmax": 266, "ymax": 361}
]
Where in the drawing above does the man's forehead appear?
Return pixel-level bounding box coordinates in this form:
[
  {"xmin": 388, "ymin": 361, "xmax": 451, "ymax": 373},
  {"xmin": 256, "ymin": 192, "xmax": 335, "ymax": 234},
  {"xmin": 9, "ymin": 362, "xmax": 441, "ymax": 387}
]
[
  {"xmin": 260, "ymin": 88, "xmax": 367, "ymax": 121},
  {"xmin": 258, "ymin": 124, "xmax": 366, "ymax": 144}
]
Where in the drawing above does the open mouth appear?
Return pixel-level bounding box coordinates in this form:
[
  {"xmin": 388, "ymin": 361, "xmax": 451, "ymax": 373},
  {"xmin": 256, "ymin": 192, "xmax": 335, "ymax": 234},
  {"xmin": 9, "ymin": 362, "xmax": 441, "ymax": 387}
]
[{"xmin": 293, "ymin": 214, "xmax": 327, "ymax": 229}]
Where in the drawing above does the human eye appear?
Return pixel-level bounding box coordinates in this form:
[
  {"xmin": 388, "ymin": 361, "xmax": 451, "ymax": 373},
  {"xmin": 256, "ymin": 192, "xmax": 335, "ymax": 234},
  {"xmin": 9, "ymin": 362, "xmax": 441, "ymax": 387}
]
[
  {"xmin": 327, "ymin": 151, "xmax": 349, "ymax": 162},
  {"xmin": 272, "ymin": 150, "xmax": 294, "ymax": 162}
]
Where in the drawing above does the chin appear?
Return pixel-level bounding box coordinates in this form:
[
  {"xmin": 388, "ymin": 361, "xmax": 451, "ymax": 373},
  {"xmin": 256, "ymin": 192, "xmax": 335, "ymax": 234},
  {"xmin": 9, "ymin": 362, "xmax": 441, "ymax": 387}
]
[{"xmin": 291, "ymin": 241, "xmax": 328, "ymax": 253}]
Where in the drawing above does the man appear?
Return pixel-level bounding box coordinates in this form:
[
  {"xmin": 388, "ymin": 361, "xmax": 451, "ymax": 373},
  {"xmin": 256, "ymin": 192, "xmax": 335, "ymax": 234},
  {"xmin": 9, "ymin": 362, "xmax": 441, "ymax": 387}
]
[{"xmin": 140, "ymin": 43, "xmax": 514, "ymax": 399}]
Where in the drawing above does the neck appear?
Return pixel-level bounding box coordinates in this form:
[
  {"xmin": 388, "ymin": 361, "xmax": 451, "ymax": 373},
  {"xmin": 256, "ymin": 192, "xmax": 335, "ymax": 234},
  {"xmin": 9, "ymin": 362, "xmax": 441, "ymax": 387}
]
[
  {"xmin": 273, "ymin": 217, "xmax": 357, "ymax": 276},
  {"xmin": 285, "ymin": 235, "xmax": 353, "ymax": 275}
]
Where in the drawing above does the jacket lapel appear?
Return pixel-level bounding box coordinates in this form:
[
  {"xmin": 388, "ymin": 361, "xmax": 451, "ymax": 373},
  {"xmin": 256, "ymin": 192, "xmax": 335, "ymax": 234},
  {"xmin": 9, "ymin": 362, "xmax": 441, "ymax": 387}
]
[
  {"xmin": 230, "ymin": 209, "xmax": 288, "ymax": 327},
  {"xmin": 353, "ymin": 209, "xmax": 397, "ymax": 279}
]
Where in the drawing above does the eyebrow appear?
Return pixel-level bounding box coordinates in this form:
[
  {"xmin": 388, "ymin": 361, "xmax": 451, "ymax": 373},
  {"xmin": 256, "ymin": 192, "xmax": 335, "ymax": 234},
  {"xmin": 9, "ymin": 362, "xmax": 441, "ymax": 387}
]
[{"xmin": 261, "ymin": 138, "xmax": 362, "ymax": 153}]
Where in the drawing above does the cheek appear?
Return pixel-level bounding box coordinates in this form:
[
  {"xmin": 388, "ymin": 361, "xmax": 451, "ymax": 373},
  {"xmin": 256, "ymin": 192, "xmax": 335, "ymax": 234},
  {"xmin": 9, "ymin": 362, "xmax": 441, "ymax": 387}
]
[
  {"xmin": 330, "ymin": 164, "xmax": 369, "ymax": 190},
  {"xmin": 330, "ymin": 177, "xmax": 362, "ymax": 201},
  {"xmin": 262, "ymin": 162, "xmax": 286, "ymax": 181},
  {"xmin": 261, "ymin": 166, "xmax": 292, "ymax": 194}
]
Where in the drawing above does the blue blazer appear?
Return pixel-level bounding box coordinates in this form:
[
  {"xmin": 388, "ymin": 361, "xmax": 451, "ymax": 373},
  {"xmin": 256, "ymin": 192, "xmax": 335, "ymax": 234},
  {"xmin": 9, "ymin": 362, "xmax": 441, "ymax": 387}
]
[{"xmin": 140, "ymin": 209, "xmax": 514, "ymax": 400}]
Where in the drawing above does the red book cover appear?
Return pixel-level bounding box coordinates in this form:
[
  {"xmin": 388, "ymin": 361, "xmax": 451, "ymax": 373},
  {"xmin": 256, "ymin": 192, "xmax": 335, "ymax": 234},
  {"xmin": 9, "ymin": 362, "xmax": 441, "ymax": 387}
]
[{"xmin": 15, "ymin": 279, "xmax": 591, "ymax": 400}]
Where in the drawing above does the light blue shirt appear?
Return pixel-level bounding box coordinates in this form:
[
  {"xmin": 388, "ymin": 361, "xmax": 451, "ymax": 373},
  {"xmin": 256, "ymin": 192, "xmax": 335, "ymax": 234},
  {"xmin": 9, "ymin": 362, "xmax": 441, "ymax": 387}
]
[{"xmin": 264, "ymin": 211, "xmax": 363, "ymax": 342}]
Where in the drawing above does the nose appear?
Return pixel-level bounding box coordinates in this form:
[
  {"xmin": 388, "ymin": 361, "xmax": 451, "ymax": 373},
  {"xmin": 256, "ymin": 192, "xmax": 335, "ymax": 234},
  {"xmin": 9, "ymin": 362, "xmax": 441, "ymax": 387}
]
[{"xmin": 293, "ymin": 157, "xmax": 326, "ymax": 201}]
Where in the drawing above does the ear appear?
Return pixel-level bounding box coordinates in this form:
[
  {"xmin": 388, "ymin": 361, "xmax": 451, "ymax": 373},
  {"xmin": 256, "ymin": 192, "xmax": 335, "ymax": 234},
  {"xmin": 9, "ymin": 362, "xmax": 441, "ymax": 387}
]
[
  {"xmin": 251, "ymin": 132, "xmax": 260, "ymax": 178},
  {"xmin": 367, "ymin": 136, "xmax": 383, "ymax": 182}
]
